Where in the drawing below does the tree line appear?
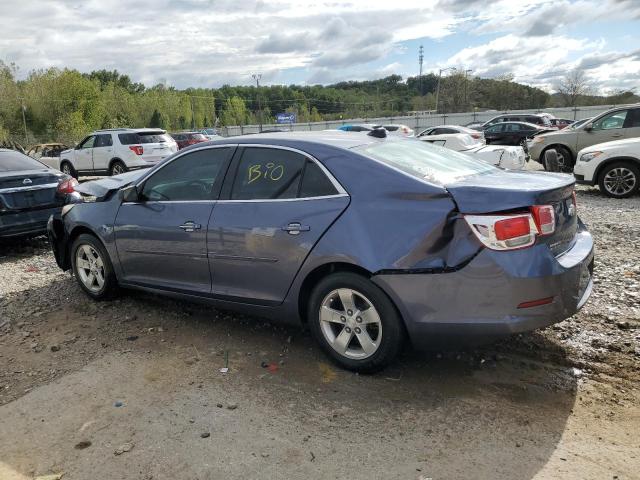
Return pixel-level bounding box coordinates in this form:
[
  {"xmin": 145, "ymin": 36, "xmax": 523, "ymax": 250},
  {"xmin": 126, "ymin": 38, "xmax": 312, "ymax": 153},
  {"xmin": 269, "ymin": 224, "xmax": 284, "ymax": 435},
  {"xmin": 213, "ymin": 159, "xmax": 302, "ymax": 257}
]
[{"xmin": 0, "ymin": 61, "xmax": 637, "ymax": 146}]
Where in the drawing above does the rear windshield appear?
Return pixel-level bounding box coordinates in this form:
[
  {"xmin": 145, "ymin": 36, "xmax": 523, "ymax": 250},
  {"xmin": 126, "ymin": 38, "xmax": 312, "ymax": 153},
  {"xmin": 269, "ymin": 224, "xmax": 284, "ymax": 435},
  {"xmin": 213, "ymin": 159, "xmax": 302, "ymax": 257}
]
[
  {"xmin": 354, "ymin": 140, "xmax": 495, "ymax": 185},
  {"xmin": 187, "ymin": 133, "xmax": 207, "ymax": 140},
  {"xmin": 118, "ymin": 132, "xmax": 172, "ymax": 145},
  {"xmin": 0, "ymin": 150, "xmax": 49, "ymax": 172}
]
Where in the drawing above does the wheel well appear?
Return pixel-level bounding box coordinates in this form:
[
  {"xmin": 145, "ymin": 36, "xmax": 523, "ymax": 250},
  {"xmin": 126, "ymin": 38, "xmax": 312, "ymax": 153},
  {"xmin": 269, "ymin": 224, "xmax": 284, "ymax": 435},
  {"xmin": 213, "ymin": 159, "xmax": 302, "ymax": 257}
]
[
  {"xmin": 297, "ymin": 262, "xmax": 372, "ymax": 323},
  {"xmin": 109, "ymin": 158, "xmax": 124, "ymax": 169},
  {"xmin": 67, "ymin": 226, "xmax": 104, "ymax": 258},
  {"xmin": 593, "ymin": 157, "xmax": 640, "ymax": 183},
  {"xmin": 542, "ymin": 144, "xmax": 574, "ymax": 162}
]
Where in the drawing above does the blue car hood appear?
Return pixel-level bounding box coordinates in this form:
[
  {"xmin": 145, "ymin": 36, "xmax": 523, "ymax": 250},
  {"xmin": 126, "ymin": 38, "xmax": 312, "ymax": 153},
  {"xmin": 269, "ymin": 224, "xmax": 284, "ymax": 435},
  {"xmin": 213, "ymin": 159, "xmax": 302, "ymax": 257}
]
[{"xmin": 445, "ymin": 170, "xmax": 575, "ymax": 213}]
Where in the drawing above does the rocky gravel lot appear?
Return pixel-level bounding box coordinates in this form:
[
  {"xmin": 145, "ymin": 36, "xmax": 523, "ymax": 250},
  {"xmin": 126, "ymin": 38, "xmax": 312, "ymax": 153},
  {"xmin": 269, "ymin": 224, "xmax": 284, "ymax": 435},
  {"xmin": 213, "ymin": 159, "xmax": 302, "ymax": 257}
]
[{"xmin": 0, "ymin": 181, "xmax": 639, "ymax": 479}]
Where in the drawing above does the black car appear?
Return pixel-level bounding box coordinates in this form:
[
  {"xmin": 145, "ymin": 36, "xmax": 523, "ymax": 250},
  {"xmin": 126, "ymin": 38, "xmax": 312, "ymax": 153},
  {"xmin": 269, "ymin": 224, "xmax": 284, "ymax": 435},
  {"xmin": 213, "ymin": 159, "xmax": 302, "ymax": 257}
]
[
  {"xmin": 0, "ymin": 148, "xmax": 79, "ymax": 239},
  {"xmin": 469, "ymin": 113, "xmax": 554, "ymax": 131},
  {"xmin": 484, "ymin": 122, "xmax": 551, "ymax": 147}
]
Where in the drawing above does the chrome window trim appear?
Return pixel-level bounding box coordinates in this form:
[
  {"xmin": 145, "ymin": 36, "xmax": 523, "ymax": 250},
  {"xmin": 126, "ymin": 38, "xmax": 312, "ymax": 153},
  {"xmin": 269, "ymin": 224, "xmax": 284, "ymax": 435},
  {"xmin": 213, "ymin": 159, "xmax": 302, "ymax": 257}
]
[
  {"xmin": 0, "ymin": 182, "xmax": 59, "ymax": 193},
  {"xmin": 131, "ymin": 142, "xmax": 349, "ymax": 202}
]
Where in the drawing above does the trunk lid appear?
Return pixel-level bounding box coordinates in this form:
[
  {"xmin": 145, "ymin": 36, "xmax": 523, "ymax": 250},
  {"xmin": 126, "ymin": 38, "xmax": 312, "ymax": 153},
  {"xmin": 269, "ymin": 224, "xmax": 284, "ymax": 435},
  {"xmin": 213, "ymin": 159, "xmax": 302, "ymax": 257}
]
[
  {"xmin": 446, "ymin": 170, "xmax": 577, "ymax": 255},
  {"xmin": 0, "ymin": 170, "xmax": 63, "ymax": 211}
]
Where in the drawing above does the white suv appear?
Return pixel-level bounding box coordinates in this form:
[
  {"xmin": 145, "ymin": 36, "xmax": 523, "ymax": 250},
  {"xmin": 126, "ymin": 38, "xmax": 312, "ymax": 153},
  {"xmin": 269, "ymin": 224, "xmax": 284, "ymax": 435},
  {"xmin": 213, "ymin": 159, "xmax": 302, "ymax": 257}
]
[
  {"xmin": 574, "ymin": 137, "xmax": 640, "ymax": 198},
  {"xmin": 59, "ymin": 128, "xmax": 178, "ymax": 178}
]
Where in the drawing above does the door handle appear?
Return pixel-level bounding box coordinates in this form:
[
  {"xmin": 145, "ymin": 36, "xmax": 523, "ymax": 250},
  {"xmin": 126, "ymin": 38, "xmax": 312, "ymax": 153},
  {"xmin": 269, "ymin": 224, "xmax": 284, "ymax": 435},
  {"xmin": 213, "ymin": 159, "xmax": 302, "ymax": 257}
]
[
  {"xmin": 179, "ymin": 221, "xmax": 201, "ymax": 232},
  {"xmin": 282, "ymin": 222, "xmax": 310, "ymax": 235},
  {"xmin": 611, "ymin": 133, "xmax": 623, "ymax": 138}
]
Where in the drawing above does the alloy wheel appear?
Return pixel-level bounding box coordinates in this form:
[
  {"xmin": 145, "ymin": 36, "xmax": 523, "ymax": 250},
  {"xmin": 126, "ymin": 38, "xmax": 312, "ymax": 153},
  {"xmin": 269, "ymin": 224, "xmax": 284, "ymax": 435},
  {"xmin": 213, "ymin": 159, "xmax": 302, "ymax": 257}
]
[
  {"xmin": 112, "ymin": 163, "xmax": 125, "ymax": 175},
  {"xmin": 62, "ymin": 163, "xmax": 71, "ymax": 175},
  {"xmin": 75, "ymin": 244, "xmax": 105, "ymax": 292},
  {"xmin": 603, "ymin": 167, "xmax": 636, "ymax": 196},
  {"xmin": 319, "ymin": 288, "xmax": 382, "ymax": 360}
]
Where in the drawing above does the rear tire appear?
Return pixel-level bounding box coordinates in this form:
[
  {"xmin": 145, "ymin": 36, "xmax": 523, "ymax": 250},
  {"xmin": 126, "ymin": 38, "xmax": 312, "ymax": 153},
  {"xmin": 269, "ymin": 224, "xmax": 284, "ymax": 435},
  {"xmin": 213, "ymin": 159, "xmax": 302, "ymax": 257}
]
[
  {"xmin": 110, "ymin": 160, "xmax": 128, "ymax": 176},
  {"xmin": 307, "ymin": 272, "xmax": 405, "ymax": 373},
  {"xmin": 60, "ymin": 161, "xmax": 78, "ymax": 179},
  {"xmin": 71, "ymin": 234, "xmax": 119, "ymax": 300},
  {"xmin": 598, "ymin": 161, "xmax": 639, "ymax": 198}
]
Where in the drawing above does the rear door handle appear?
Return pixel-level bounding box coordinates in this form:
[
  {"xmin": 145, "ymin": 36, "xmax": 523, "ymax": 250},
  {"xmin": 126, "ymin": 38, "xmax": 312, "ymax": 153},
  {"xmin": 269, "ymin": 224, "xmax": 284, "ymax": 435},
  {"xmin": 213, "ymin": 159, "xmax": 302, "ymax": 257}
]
[
  {"xmin": 179, "ymin": 221, "xmax": 201, "ymax": 232},
  {"xmin": 282, "ymin": 222, "xmax": 310, "ymax": 235}
]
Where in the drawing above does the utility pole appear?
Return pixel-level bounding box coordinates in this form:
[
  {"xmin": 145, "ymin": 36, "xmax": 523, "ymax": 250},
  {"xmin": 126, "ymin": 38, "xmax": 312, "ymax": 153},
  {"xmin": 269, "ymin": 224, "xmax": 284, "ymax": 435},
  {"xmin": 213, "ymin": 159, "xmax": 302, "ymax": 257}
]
[
  {"xmin": 190, "ymin": 96, "xmax": 195, "ymax": 129},
  {"xmin": 252, "ymin": 74, "xmax": 263, "ymax": 132},
  {"xmin": 434, "ymin": 67, "xmax": 454, "ymax": 114},
  {"xmin": 464, "ymin": 69, "xmax": 473, "ymax": 111},
  {"xmin": 19, "ymin": 97, "xmax": 28, "ymax": 142},
  {"xmin": 418, "ymin": 45, "xmax": 424, "ymax": 107}
]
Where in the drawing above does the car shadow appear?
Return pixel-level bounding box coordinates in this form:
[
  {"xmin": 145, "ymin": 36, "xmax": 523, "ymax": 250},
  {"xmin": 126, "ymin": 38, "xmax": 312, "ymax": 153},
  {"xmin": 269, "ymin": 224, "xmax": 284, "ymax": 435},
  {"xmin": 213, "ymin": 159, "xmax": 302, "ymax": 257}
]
[{"xmin": 1, "ymin": 277, "xmax": 577, "ymax": 480}]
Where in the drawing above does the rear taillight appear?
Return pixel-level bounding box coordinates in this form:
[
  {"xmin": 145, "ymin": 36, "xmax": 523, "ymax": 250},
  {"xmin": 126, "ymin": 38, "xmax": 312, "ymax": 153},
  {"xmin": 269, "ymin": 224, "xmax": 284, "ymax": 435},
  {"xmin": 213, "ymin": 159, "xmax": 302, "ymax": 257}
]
[
  {"xmin": 129, "ymin": 145, "xmax": 144, "ymax": 155},
  {"xmin": 531, "ymin": 205, "xmax": 555, "ymax": 235},
  {"xmin": 465, "ymin": 204, "xmax": 557, "ymax": 251},
  {"xmin": 57, "ymin": 177, "xmax": 78, "ymax": 194}
]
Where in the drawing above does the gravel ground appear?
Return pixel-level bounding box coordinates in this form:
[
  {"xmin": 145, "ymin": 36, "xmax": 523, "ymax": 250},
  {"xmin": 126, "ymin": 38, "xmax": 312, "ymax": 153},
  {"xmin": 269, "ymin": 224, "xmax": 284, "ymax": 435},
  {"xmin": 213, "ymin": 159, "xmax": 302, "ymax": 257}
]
[{"xmin": 0, "ymin": 178, "xmax": 639, "ymax": 479}]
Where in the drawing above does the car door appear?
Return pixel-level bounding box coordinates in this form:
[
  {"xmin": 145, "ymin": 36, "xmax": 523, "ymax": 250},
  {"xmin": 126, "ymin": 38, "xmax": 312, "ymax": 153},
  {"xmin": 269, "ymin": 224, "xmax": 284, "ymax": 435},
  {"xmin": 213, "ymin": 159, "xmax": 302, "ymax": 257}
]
[
  {"xmin": 114, "ymin": 146, "xmax": 234, "ymax": 294},
  {"xmin": 207, "ymin": 145, "xmax": 349, "ymax": 305},
  {"xmin": 484, "ymin": 124, "xmax": 504, "ymax": 144},
  {"xmin": 576, "ymin": 109, "xmax": 631, "ymax": 152},
  {"xmin": 92, "ymin": 134, "xmax": 114, "ymax": 172},
  {"xmin": 74, "ymin": 136, "xmax": 96, "ymax": 172}
]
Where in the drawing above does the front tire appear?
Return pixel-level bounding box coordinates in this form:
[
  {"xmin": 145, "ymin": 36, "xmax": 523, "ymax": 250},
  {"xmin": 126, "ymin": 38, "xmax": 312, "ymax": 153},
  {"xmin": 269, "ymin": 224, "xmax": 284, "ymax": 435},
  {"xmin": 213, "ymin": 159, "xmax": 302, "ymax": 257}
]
[
  {"xmin": 71, "ymin": 234, "xmax": 118, "ymax": 300},
  {"xmin": 110, "ymin": 160, "xmax": 128, "ymax": 176},
  {"xmin": 548, "ymin": 145, "xmax": 573, "ymax": 172},
  {"xmin": 598, "ymin": 161, "xmax": 639, "ymax": 198},
  {"xmin": 307, "ymin": 272, "xmax": 405, "ymax": 373}
]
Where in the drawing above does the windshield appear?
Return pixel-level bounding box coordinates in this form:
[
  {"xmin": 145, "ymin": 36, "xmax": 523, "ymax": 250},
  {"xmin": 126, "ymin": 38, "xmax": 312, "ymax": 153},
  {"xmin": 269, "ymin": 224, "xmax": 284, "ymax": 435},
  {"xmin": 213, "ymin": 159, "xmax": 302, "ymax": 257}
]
[
  {"xmin": 0, "ymin": 150, "xmax": 49, "ymax": 172},
  {"xmin": 354, "ymin": 140, "xmax": 495, "ymax": 185},
  {"xmin": 118, "ymin": 132, "xmax": 172, "ymax": 145}
]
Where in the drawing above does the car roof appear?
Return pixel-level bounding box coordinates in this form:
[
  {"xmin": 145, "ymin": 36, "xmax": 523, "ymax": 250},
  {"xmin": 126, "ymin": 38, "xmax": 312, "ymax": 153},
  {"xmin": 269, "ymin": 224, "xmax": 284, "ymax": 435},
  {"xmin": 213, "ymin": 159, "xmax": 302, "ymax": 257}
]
[
  {"xmin": 92, "ymin": 128, "xmax": 167, "ymax": 134},
  {"xmin": 494, "ymin": 121, "xmax": 543, "ymax": 128},
  {"xmin": 193, "ymin": 130, "xmax": 384, "ymax": 151}
]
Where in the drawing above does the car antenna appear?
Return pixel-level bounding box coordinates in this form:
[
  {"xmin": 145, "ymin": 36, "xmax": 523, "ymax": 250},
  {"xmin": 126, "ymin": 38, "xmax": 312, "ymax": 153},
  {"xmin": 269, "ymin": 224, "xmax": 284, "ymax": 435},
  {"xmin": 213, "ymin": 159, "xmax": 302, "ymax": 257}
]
[{"xmin": 368, "ymin": 127, "xmax": 387, "ymax": 138}]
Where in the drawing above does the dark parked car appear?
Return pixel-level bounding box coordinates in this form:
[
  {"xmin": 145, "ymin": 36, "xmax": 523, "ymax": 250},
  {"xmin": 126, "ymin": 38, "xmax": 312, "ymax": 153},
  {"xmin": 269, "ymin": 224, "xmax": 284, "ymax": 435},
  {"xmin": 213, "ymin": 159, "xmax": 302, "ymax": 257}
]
[
  {"xmin": 470, "ymin": 113, "xmax": 555, "ymax": 131},
  {"xmin": 170, "ymin": 132, "xmax": 208, "ymax": 150},
  {"xmin": 484, "ymin": 121, "xmax": 552, "ymax": 147},
  {"xmin": 47, "ymin": 132, "xmax": 593, "ymax": 372},
  {"xmin": 1, "ymin": 148, "xmax": 78, "ymax": 239}
]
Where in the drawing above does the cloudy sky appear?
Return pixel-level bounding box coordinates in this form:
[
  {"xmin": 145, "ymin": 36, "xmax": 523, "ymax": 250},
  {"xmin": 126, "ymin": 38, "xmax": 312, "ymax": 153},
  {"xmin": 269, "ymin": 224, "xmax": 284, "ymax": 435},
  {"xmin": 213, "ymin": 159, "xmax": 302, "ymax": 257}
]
[{"xmin": 1, "ymin": 0, "xmax": 639, "ymax": 93}]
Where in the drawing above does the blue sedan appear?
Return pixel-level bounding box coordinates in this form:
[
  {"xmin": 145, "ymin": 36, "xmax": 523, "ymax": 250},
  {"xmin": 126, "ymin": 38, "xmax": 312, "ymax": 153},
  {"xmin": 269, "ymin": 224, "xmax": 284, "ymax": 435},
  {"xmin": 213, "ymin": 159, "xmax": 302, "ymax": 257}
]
[{"xmin": 48, "ymin": 131, "xmax": 594, "ymax": 372}]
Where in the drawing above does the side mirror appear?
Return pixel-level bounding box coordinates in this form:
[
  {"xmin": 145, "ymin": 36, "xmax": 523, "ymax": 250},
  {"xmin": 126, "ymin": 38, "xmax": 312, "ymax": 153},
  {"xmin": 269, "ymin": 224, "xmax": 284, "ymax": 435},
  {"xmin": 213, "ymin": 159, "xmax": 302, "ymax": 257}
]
[
  {"xmin": 120, "ymin": 185, "xmax": 140, "ymax": 202},
  {"xmin": 583, "ymin": 123, "xmax": 593, "ymax": 131}
]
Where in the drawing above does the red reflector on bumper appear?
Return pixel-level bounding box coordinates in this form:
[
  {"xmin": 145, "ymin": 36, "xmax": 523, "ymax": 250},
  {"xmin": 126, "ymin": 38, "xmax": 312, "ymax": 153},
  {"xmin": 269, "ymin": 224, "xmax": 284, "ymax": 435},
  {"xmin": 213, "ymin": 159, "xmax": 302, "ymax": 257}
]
[{"xmin": 517, "ymin": 297, "xmax": 554, "ymax": 309}]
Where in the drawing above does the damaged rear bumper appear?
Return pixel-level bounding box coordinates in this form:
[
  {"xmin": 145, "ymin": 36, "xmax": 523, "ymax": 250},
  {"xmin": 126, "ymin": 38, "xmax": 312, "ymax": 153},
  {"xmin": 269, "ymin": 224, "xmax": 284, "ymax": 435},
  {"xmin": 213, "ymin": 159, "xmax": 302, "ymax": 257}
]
[{"xmin": 373, "ymin": 226, "xmax": 594, "ymax": 348}]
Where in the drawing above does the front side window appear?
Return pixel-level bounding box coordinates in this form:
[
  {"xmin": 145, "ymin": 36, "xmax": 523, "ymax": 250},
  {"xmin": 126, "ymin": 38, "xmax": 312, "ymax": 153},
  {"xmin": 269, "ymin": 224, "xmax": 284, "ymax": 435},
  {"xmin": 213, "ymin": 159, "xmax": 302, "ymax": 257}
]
[
  {"xmin": 231, "ymin": 148, "xmax": 306, "ymax": 200},
  {"xmin": 140, "ymin": 148, "xmax": 229, "ymax": 201},
  {"xmin": 593, "ymin": 110, "xmax": 628, "ymax": 130},
  {"xmin": 504, "ymin": 124, "xmax": 521, "ymax": 132},
  {"xmin": 486, "ymin": 124, "xmax": 503, "ymax": 134},
  {"xmin": 355, "ymin": 140, "xmax": 495, "ymax": 186},
  {"xmin": 78, "ymin": 136, "xmax": 95, "ymax": 149}
]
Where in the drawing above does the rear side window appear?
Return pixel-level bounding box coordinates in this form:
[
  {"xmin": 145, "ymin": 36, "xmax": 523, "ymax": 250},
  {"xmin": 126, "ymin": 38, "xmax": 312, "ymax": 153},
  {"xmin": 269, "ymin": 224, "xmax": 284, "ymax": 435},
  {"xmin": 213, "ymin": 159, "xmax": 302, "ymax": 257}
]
[
  {"xmin": 355, "ymin": 140, "xmax": 495, "ymax": 186},
  {"xmin": 623, "ymin": 108, "xmax": 640, "ymax": 128},
  {"xmin": 119, "ymin": 132, "xmax": 172, "ymax": 145},
  {"xmin": 0, "ymin": 150, "xmax": 49, "ymax": 172},
  {"xmin": 140, "ymin": 148, "xmax": 229, "ymax": 201},
  {"xmin": 231, "ymin": 148, "xmax": 305, "ymax": 200},
  {"xmin": 299, "ymin": 161, "xmax": 338, "ymax": 198}
]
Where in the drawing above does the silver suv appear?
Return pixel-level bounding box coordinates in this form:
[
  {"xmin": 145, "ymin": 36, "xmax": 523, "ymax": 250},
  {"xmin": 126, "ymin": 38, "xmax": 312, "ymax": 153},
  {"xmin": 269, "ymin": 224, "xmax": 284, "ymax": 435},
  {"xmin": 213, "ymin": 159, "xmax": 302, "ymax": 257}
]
[
  {"xmin": 59, "ymin": 128, "xmax": 178, "ymax": 178},
  {"xmin": 529, "ymin": 105, "xmax": 640, "ymax": 171}
]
